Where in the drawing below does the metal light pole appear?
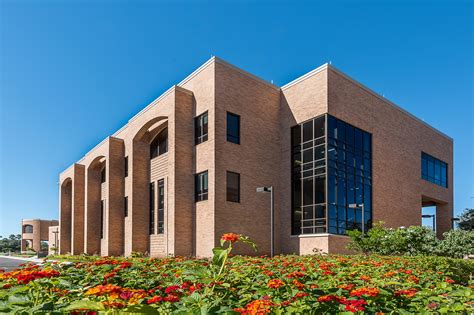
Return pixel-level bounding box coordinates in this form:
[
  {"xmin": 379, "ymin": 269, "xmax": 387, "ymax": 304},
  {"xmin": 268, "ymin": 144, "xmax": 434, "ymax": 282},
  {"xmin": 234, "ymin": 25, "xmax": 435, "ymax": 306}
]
[
  {"xmin": 422, "ymin": 214, "xmax": 436, "ymax": 232},
  {"xmin": 256, "ymin": 186, "xmax": 274, "ymax": 257},
  {"xmin": 349, "ymin": 203, "xmax": 365, "ymax": 233}
]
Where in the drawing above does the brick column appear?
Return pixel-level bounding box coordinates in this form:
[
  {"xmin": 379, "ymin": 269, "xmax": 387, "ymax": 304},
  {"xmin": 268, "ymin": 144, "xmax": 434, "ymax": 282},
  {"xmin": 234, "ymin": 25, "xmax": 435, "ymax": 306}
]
[
  {"xmin": 71, "ymin": 164, "xmax": 85, "ymax": 255},
  {"xmin": 107, "ymin": 137, "xmax": 125, "ymax": 256},
  {"xmin": 436, "ymin": 202, "xmax": 453, "ymax": 238}
]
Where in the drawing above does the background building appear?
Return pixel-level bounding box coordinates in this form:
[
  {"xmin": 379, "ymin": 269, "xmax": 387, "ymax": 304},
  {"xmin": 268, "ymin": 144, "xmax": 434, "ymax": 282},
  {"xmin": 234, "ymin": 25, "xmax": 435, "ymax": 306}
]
[
  {"xmin": 58, "ymin": 57, "xmax": 453, "ymax": 257},
  {"xmin": 21, "ymin": 219, "xmax": 58, "ymax": 255}
]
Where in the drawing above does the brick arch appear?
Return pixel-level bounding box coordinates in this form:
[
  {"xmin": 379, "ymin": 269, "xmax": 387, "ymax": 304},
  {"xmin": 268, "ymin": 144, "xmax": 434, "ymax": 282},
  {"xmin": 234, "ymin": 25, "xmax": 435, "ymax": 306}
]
[{"xmin": 84, "ymin": 155, "xmax": 106, "ymax": 255}]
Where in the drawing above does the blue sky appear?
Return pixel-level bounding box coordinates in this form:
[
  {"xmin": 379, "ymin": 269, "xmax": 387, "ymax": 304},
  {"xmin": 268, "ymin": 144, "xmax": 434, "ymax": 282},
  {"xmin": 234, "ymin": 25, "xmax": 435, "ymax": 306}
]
[{"xmin": 0, "ymin": 1, "xmax": 472, "ymax": 236}]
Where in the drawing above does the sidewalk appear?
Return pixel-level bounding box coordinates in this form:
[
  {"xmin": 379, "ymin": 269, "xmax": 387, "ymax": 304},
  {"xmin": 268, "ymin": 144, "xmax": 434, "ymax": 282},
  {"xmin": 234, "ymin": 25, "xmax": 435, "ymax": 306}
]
[{"xmin": 0, "ymin": 255, "xmax": 44, "ymax": 264}]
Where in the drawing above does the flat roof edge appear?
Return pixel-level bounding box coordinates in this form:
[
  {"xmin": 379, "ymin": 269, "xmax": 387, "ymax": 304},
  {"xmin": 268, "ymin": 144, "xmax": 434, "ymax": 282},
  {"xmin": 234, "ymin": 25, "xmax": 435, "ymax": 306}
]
[{"xmin": 327, "ymin": 65, "xmax": 453, "ymax": 142}]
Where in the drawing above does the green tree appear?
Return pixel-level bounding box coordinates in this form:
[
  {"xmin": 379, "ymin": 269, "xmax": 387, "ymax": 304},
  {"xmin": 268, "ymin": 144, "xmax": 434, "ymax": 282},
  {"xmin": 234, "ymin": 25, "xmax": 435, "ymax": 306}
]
[
  {"xmin": 0, "ymin": 234, "xmax": 21, "ymax": 253},
  {"xmin": 457, "ymin": 208, "xmax": 474, "ymax": 231}
]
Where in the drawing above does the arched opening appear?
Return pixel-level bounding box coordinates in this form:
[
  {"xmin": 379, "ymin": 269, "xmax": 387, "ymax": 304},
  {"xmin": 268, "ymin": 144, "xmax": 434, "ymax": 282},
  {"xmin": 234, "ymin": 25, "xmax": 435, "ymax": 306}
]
[
  {"xmin": 126, "ymin": 116, "xmax": 167, "ymax": 255},
  {"xmin": 85, "ymin": 156, "xmax": 106, "ymax": 255},
  {"xmin": 60, "ymin": 178, "xmax": 72, "ymax": 254},
  {"xmin": 23, "ymin": 225, "xmax": 33, "ymax": 233}
]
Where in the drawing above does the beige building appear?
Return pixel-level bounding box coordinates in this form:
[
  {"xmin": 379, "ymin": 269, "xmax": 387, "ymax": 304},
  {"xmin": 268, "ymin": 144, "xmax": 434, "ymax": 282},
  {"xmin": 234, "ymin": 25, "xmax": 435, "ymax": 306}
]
[
  {"xmin": 58, "ymin": 57, "xmax": 453, "ymax": 257},
  {"xmin": 21, "ymin": 219, "xmax": 58, "ymax": 254}
]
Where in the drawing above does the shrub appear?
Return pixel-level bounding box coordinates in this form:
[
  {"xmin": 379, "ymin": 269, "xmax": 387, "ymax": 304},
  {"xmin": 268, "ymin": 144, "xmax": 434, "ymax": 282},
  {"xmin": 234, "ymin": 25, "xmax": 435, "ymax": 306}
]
[
  {"xmin": 437, "ymin": 229, "xmax": 474, "ymax": 259},
  {"xmin": 347, "ymin": 223, "xmax": 438, "ymax": 256}
]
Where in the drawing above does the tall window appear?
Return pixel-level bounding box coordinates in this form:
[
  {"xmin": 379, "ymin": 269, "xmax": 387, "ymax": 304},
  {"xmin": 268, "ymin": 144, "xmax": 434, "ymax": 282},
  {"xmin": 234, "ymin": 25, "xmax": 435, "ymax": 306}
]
[
  {"xmin": 157, "ymin": 180, "xmax": 165, "ymax": 234},
  {"xmin": 291, "ymin": 115, "xmax": 326, "ymax": 235},
  {"xmin": 227, "ymin": 171, "xmax": 240, "ymax": 202},
  {"xmin": 327, "ymin": 115, "xmax": 372, "ymax": 234},
  {"xmin": 422, "ymin": 152, "xmax": 447, "ymax": 187},
  {"xmin": 195, "ymin": 171, "xmax": 209, "ymax": 202},
  {"xmin": 149, "ymin": 182, "xmax": 155, "ymax": 234},
  {"xmin": 23, "ymin": 225, "xmax": 33, "ymax": 233},
  {"xmin": 195, "ymin": 111, "xmax": 208, "ymax": 145},
  {"xmin": 124, "ymin": 196, "xmax": 128, "ymax": 217},
  {"xmin": 101, "ymin": 166, "xmax": 106, "ymax": 183},
  {"xmin": 100, "ymin": 200, "xmax": 105, "ymax": 239},
  {"xmin": 150, "ymin": 128, "xmax": 168, "ymax": 159},
  {"xmin": 227, "ymin": 112, "xmax": 240, "ymax": 144},
  {"xmin": 124, "ymin": 156, "xmax": 128, "ymax": 177}
]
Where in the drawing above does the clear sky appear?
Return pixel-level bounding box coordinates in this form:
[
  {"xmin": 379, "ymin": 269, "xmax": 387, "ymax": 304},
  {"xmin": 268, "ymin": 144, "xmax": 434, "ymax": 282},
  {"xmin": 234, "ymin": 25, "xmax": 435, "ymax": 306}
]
[{"xmin": 0, "ymin": 1, "xmax": 472, "ymax": 236}]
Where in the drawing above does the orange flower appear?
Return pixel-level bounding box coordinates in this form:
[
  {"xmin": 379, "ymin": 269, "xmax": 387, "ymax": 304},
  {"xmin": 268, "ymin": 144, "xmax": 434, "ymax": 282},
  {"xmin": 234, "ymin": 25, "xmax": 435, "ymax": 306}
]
[
  {"xmin": 221, "ymin": 233, "xmax": 240, "ymax": 243},
  {"xmin": 292, "ymin": 279, "xmax": 304, "ymax": 289},
  {"xmin": 350, "ymin": 287, "xmax": 380, "ymax": 297},
  {"xmin": 236, "ymin": 299, "xmax": 274, "ymax": 315},
  {"xmin": 268, "ymin": 279, "xmax": 284, "ymax": 289},
  {"xmin": 360, "ymin": 275, "xmax": 371, "ymax": 282},
  {"xmin": 394, "ymin": 288, "xmax": 417, "ymax": 298}
]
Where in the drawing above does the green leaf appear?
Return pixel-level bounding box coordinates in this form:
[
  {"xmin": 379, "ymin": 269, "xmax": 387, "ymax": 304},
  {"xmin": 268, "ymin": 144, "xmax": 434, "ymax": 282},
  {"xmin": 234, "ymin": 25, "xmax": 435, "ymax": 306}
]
[
  {"xmin": 8, "ymin": 294, "xmax": 31, "ymax": 306},
  {"xmin": 63, "ymin": 299, "xmax": 105, "ymax": 311}
]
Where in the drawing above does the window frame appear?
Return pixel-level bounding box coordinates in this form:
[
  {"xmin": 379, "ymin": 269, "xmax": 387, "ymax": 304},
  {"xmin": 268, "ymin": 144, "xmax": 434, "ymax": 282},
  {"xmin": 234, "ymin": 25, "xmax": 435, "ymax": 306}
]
[
  {"xmin": 149, "ymin": 182, "xmax": 155, "ymax": 235},
  {"xmin": 124, "ymin": 196, "xmax": 128, "ymax": 217},
  {"xmin": 195, "ymin": 171, "xmax": 209, "ymax": 202},
  {"xmin": 157, "ymin": 179, "xmax": 165, "ymax": 234},
  {"xmin": 226, "ymin": 171, "xmax": 240, "ymax": 203},
  {"xmin": 195, "ymin": 111, "xmax": 209, "ymax": 145},
  {"xmin": 421, "ymin": 152, "xmax": 448, "ymax": 188},
  {"xmin": 226, "ymin": 112, "xmax": 240, "ymax": 144},
  {"xmin": 124, "ymin": 156, "xmax": 128, "ymax": 177}
]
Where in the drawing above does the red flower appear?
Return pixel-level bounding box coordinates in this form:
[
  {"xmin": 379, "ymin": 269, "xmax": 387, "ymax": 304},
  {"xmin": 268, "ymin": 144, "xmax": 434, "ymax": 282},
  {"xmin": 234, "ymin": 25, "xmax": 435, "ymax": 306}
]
[
  {"xmin": 221, "ymin": 233, "xmax": 240, "ymax": 243},
  {"xmin": 445, "ymin": 277, "xmax": 455, "ymax": 284},
  {"xmin": 104, "ymin": 272, "xmax": 116, "ymax": 280},
  {"xmin": 286, "ymin": 271, "xmax": 305, "ymax": 278},
  {"xmin": 341, "ymin": 299, "xmax": 367, "ymax": 313},
  {"xmin": 165, "ymin": 285, "xmax": 180, "ymax": 294},
  {"xmin": 164, "ymin": 294, "xmax": 180, "ymax": 302},
  {"xmin": 147, "ymin": 296, "xmax": 163, "ymax": 304}
]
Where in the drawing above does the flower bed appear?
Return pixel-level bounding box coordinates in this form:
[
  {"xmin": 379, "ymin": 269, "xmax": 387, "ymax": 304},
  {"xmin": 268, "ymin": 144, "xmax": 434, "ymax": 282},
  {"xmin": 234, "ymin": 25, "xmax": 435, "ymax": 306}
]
[{"xmin": 0, "ymin": 237, "xmax": 473, "ymax": 313}]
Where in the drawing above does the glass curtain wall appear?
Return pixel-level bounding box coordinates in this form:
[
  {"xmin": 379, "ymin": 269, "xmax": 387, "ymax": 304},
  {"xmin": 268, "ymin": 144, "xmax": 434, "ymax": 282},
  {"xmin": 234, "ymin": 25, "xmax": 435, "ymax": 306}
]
[{"xmin": 291, "ymin": 114, "xmax": 372, "ymax": 235}]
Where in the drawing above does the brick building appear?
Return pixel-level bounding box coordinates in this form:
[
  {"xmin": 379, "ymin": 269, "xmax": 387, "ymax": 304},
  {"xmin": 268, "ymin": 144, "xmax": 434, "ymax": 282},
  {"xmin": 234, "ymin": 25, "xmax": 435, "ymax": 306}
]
[{"xmin": 58, "ymin": 57, "xmax": 453, "ymax": 257}]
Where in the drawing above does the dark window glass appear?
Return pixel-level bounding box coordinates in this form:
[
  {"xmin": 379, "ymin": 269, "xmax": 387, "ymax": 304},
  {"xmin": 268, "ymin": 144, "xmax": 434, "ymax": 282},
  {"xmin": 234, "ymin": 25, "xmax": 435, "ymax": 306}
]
[
  {"xmin": 421, "ymin": 152, "xmax": 448, "ymax": 188},
  {"xmin": 150, "ymin": 128, "xmax": 168, "ymax": 159},
  {"xmin": 302, "ymin": 177, "xmax": 313, "ymax": 205},
  {"xmin": 226, "ymin": 171, "xmax": 240, "ymax": 202},
  {"xmin": 303, "ymin": 121, "xmax": 313, "ymax": 143},
  {"xmin": 314, "ymin": 177, "xmax": 325, "ymax": 204},
  {"xmin": 157, "ymin": 180, "xmax": 164, "ymax": 234},
  {"xmin": 101, "ymin": 166, "xmax": 106, "ymax": 183},
  {"xmin": 314, "ymin": 116, "xmax": 325, "ymax": 139},
  {"xmin": 195, "ymin": 171, "xmax": 209, "ymax": 202},
  {"xmin": 195, "ymin": 111, "xmax": 208, "ymax": 145},
  {"xmin": 149, "ymin": 182, "xmax": 155, "ymax": 234},
  {"xmin": 100, "ymin": 200, "xmax": 105, "ymax": 239},
  {"xmin": 124, "ymin": 156, "xmax": 128, "ymax": 177},
  {"xmin": 124, "ymin": 196, "xmax": 128, "ymax": 217},
  {"xmin": 326, "ymin": 115, "xmax": 372, "ymax": 235},
  {"xmin": 23, "ymin": 225, "xmax": 33, "ymax": 233},
  {"xmin": 227, "ymin": 112, "xmax": 240, "ymax": 144}
]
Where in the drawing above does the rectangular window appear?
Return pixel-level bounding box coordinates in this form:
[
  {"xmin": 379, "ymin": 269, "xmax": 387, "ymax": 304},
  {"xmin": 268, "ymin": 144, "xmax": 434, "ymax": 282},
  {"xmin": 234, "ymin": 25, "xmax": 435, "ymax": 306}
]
[
  {"xmin": 226, "ymin": 112, "xmax": 240, "ymax": 144},
  {"xmin": 157, "ymin": 180, "xmax": 164, "ymax": 234},
  {"xmin": 149, "ymin": 182, "xmax": 155, "ymax": 234},
  {"xmin": 124, "ymin": 156, "xmax": 128, "ymax": 177},
  {"xmin": 100, "ymin": 200, "xmax": 105, "ymax": 239},
  {"xmin": 195, "ymin": 171, "xmax": 209, "ymax": 202},
  {"xmin": 226, "ymin": 171, "xmax": 240, "ymax": 202},
  {"xmin": 124, "ymin": 196, "xmax": 128, "ymax": 217},
  {"xmin": 101, "ymin": 166, "xmax": 106, "ymax": 183},
  {"xmin": 195, "ymin": 111, "xmax": 208, "ymax": 145},
  {"xmin": 421, "ymin": 152, "xmax": 448, "ymax": 188}
]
